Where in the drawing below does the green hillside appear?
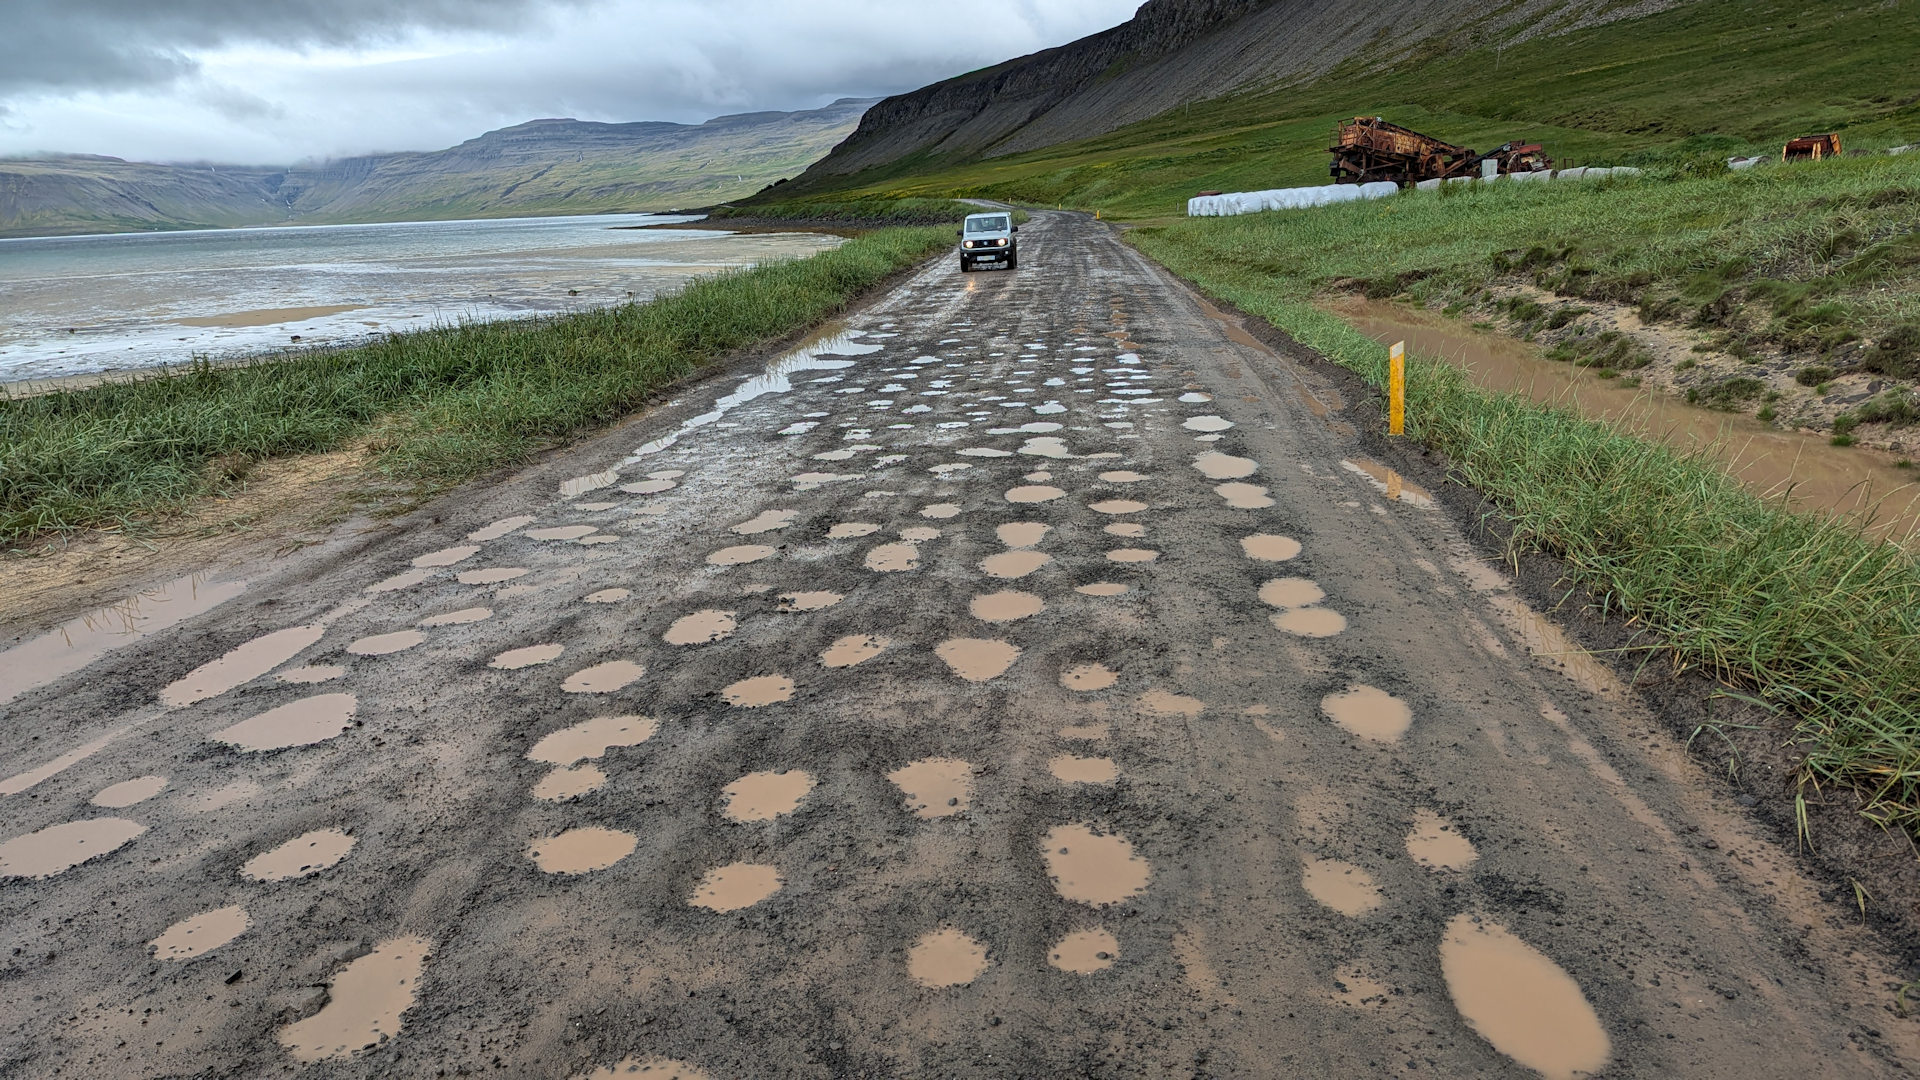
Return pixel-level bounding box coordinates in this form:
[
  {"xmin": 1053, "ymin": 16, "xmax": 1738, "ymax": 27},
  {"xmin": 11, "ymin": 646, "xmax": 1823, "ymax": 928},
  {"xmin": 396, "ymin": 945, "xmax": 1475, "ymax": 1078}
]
[{"xmin": 785, "ymin": 0, "xmax": 1920, "ymax": 218}]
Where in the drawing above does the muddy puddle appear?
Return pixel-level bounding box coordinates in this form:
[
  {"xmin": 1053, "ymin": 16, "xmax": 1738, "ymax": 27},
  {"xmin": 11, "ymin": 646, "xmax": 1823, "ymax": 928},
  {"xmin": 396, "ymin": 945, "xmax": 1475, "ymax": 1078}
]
[
  {"xmin": 1336, "ymin": 298, "xmax": 1920, "ymax": 539},
  {"xmin": 1193, "ymin": 452, "xmax": 1257, "ymax": 480},
  {"xmin": 821, "ymin": 634, "xmax": 890, "ymax": 668},
  {"xmin": 150, "ymin": 905, "xmax": 249, "ymax": 960},
  {"xmin": 888, "ymin": 758, "xmax": 972, "ymax": 817},
  {"xmin": 908, "ymin": 928, "xmax": 990, "ymax": 987},
  {"xmin": 707, "ymin": 544, "xmax": 776, "ymax": 566},
  {"xmin": 864, "ymin": 542, "xmax": 920, "ymax": 572},
  {"xmin": 935, "ymin": 638, "xmax": 1020, "ymax": 681},
  {"xmin": 1439, "ymin": 913, "xmax": 1610, "ymax": 1079},
  {"xmin": 0, "ymin": 817, "xmax": 146, "ymax": 878},
  {"xmin": 161, "ymin": 624, "xmax": 325, "ymax": 707},
  {"xmin": 346, "ymin": 630, "xmax": 424, "ymax": 656},
  {"xmin": 722, "ymin": 770, "xmax": 815, "ymax": 821},
  {"xmin": 563, "ymin": 659, "xmax": 646, "ymax": 693},
  {"xmin": 1005, "ymin": 484, "xmax": 1066, "ymax": 504},
  {"xmin": 1077, "ymin": 583, "xmax": 1130, "ymax": 596},
  {"xmin": 1089, "ymin": 499, "xmax": 1148, "ymax": 515},
  {"xmin": 1273, "ymin": 608, "xmax": 1349, "ymax": 637},
  {"xmin": 491, "ymin": 643, "xmax": 565, "ymax": 670},
  {"xmin": 243, "ymin": 828, "xmax": 355, "ymax": 881},
  {"xmin": 996, "ymin": 522, "xmax": 1050, "ymax": 548},
  {"xmin": 584, "ymin": 589, "xmax": 631, "ymax": 604},
  {"xmin": 1301, "ymin": 858, "xmax": 1383, "ymax": 916},
  {"xmin": 527, "ymin": 715, "xmax": 657, "ymax": 765},
  {"xmin": 1, "ymin": 572, "xmax": 249, "ymax": 705},
  {"xmin": 1407, "ymin": 809, "xmax": 1478, "ymax": 871},
  {"xmin": 278, "ymin": 935, "xmax": 431, "ymax": 1063},
  {"xmin": 624, "ymin": 324, "xmax": 872, "ymax": 462},
  {"xmin": 1061, "ymin": 663, "xmax": 1119, "ymax": 692},
  {"xmin": 971, "ymin": 591, "xmax": 1044, "ymax": 622},
  {"xmin": 412, "ymin": 545, "xmax": 479, "ymax": 568},
  {"xmin": 1042, "ymin": 823, "xmax": 1150, "ymax": 906},
  {"xmin": 722, "ymin": 674, "xmax": 795, "ymax": 707},
  {"xmin": 1049, "ymin": 755, "xmax": 1119, "ymax": 784},
  {"xmin": 468, "ymin": 516, "xmax": 534, "ymax": 542},
  {"xmin": 689, "ymin": 862, "xmax": 783, "ymax": 911},
  {"xmin": 1048, "ymin": 928, "xmax": 1119, "ymax": 974},
  {"xmin": 1342, "ymin": 458, "xmax": 1434, "ymax": 507},
  {"xmin": 529, "ymin": 826, "xmax": 637, "ymax": 874},
  {"xmin": 92, "ymin": 775, "xmax": 166, "ymax": 807},
  {"xmin": 1241, "ymin": 534, "xmax": 1303, "ymax": 562},
  {"xmin": 212, "ymin": 692, "xmax": 357, "ymax": 752},
  {"xmin": 1214, "ymin": 483, "xmax": 1274, "ymax": 509},
  {"xmin": 1099, "ymin": 470, "xmax": 1147, "ymax": 483},
  {"xmin": 1259, "ymin": 578, "xmax": 1325, "ymax": 609},
  {"xmin": 533, "ymin": 764, "xmax": 607, "ymax": 801},
  {"xmin": 1321, "ymin": 685, "xmax": 1411, "ymax": 743},
  {"xmin": 731, "ymin": 509, "xmax": 798, "ymax": 535},
  {"xmin": 980, "ymin": 550, "xmax": 1050, "ymax": 578}
]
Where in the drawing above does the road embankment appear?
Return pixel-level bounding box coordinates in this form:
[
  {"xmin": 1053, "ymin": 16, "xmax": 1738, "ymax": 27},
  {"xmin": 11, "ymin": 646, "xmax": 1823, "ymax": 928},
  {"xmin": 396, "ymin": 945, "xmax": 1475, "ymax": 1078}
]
[
  {"xmin": 0, "ymin": 226, "xmax": 953, "ymax": 546},
  {"xmin": 1129, "ymin": 216, "xmax": 1920, "ymax": 852}
]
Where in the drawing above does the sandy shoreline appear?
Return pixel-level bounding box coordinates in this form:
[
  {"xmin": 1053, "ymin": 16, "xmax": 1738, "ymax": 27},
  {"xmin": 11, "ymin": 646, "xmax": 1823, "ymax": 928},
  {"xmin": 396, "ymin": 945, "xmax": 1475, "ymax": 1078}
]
[{"xmin": 174, "ymin": 304, "xmax": 363, "ymax": 328}]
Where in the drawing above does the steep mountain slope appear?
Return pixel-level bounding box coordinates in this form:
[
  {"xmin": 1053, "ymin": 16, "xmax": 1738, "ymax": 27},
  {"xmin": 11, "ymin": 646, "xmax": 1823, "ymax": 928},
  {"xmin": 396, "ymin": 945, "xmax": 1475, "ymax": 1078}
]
[
  {"xmin": 795, "ymin": 0, "xmax": 1695, "ymax": 181},
  {"xmin": 0, "ymin": 99, "xmax": 873, "ymax": 238},
  {"xmin": 784, "ymin": 0, "xmax": 1919, "ymax": 219}
]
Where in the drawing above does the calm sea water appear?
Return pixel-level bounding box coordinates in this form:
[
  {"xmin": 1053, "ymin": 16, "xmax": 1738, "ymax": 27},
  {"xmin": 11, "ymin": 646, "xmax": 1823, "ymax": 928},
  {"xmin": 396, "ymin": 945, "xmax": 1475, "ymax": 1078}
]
[{"xmin": 0, "ymin": 214, "xmax": 842, "ymax": 385}]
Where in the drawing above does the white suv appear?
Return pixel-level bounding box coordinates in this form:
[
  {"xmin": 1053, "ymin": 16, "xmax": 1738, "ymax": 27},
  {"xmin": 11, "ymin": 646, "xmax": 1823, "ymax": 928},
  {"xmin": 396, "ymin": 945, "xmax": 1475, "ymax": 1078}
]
[{"xmin": 958, "ymin": 212, "xmax": 1018, "ymax": 272}]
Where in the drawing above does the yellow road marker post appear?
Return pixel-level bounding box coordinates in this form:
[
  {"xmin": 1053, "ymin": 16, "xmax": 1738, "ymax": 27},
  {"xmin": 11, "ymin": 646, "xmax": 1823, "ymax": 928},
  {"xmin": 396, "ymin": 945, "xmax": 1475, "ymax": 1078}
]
[{"xmin": 1388, "ymin": 340, "xmax": 1406, "ymax": 436}]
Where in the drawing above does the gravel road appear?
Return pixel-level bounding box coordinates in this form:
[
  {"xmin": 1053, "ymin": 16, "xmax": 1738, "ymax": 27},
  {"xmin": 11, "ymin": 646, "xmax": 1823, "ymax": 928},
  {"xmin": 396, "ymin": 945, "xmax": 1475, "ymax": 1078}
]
[{"xmin": 3, "ymin": 211, "xmax": 1915, "ymax": 1078}]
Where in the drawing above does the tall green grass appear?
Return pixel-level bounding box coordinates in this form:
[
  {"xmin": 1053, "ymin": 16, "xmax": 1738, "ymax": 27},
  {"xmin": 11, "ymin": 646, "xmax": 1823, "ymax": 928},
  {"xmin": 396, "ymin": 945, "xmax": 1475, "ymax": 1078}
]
[
  {"xmin": 1133, "ymin": 217, "xmax": 1920, "ymax": 832},
  {"xmin": 1139, "ymin": 154, "xmax": 1920, "ymax": 369},
  {"xmin": 0, "ymin": 226, "xmax": 952, "ymax": 540}
]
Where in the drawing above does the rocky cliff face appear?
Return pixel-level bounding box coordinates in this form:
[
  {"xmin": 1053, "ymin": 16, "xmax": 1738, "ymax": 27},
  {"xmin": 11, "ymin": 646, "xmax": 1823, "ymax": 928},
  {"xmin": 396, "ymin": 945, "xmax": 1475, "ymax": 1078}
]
[
  {"xmin": 0, "ymin": 99, "xmax": 875, "ymax": 237},
  {"xmin": 798, "ymin": 0, "xmax": 1692, "ymax": 180}
]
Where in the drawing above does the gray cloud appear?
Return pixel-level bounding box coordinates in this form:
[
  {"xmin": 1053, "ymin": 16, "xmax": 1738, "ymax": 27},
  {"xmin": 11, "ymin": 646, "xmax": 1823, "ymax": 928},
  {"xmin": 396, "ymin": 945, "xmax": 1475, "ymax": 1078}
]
[{"xmin": 1, "ymin": 0, "xmax": 572, "ymax": 95}]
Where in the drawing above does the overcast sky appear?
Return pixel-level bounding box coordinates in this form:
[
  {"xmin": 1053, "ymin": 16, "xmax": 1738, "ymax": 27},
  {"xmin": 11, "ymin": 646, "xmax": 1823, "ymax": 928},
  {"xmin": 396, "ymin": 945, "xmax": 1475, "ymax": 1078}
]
[{"xmin": 0, "ymin": 0, "xmax": 1142, "ymax": 165}]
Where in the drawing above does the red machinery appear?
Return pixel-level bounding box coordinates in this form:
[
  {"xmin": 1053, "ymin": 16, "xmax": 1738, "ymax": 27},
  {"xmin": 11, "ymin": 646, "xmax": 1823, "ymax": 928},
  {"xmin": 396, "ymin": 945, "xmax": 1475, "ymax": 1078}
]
[{"xmin": 1330, "ymin": 117, "xmax": 1551, "ymax": 187}]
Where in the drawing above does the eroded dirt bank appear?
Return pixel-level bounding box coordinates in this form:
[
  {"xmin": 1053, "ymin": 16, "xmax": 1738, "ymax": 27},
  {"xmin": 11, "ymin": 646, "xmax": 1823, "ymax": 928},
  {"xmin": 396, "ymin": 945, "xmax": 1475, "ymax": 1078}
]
[{"xmin": 2, "ymin": 212, "xmax": 1915, "ymax": 1078}]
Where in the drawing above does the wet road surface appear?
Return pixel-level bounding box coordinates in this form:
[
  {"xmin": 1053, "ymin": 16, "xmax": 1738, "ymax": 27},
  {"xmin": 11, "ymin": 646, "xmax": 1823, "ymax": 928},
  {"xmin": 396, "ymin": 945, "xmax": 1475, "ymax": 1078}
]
[{"xmin": 3, "ymin": 212, "xmax": 1916, "ymax": 1078}]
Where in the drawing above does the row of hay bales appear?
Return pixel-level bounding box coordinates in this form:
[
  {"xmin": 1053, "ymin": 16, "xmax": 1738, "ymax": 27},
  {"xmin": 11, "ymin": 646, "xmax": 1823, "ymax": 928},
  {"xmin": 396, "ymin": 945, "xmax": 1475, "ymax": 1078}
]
[{"xmin": 1186, "ymin": 167, "xmax": 1644, "ymax": 216}]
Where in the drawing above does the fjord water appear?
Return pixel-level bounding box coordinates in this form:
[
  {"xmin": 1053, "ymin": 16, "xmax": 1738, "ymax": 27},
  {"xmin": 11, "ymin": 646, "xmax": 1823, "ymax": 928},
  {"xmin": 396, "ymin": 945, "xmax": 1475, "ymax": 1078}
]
[{"xmin": 0, "ymin": 214, "xmax": 842, "ymax": 386}]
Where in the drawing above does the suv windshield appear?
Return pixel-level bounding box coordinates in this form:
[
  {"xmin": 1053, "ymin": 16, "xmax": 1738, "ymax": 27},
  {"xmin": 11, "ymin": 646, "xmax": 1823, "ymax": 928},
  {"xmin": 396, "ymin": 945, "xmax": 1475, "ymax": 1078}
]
[{"xmin": 965, "ymin": 215, "xmax": 1010, "ymax": 233}]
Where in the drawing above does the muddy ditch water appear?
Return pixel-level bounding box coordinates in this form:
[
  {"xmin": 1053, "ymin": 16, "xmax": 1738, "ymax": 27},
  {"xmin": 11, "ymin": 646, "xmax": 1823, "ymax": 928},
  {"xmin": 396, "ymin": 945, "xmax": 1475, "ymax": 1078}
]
[{"xmin": 1332, "ymin": 297, "xmax": 1920, "ymax": 542}]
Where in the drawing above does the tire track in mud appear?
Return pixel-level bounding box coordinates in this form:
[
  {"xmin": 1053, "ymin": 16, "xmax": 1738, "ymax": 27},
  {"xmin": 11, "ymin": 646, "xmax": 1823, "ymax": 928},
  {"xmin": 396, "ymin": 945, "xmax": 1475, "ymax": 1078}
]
[{"xmin": 1, "ymin": 213, "xmax": 1916, "ymax": 1078}]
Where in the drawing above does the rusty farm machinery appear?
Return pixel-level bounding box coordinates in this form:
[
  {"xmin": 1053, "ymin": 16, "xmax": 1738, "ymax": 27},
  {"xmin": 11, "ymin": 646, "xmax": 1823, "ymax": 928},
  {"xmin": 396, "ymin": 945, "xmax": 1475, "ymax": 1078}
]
[{"xmin": 1329, "ymin": 117, "xmax": 1552, "ymax": 187}]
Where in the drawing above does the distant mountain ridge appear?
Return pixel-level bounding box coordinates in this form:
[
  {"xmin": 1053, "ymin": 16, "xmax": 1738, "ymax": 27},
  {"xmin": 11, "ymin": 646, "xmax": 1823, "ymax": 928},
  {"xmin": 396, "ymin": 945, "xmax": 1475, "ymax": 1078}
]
[
  {"xmin": 792, "ymin": 0, "xmax": 1694, "ymax": 182},
  {"xmin": 0, "ymin": 99, "xmax": 875, "ymax": 238}
]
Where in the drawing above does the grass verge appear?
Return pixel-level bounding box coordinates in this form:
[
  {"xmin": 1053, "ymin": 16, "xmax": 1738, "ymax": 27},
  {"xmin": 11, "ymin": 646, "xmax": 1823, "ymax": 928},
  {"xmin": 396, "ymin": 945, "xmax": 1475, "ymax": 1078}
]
[
  {"xmin": 1, "ymin": 226, "xmax": 952, "ymax": 541},
  {"xmin": 1130, "ymin": 219, "xmax": 1920, "ymax": 834},
  {"xmin": 711, "ymin": 197, "xmax": 979, "ymax": 226}
]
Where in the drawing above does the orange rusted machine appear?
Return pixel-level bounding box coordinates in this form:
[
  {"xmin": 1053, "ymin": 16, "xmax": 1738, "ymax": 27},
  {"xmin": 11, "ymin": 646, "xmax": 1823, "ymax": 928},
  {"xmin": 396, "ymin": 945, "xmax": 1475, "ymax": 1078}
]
[
  {"xmin": 1330, "ymin": 117, "xmax": 1551, "ymax": 187},
  {"xmin": 1783, "ymin": 133, "xmax": 1842, "ymax": 162}
]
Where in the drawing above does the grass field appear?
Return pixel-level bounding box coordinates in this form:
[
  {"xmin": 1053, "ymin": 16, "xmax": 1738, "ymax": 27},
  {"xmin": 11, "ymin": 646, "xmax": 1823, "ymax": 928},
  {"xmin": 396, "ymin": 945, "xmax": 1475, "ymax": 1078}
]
[
  {"xmin": 1131, "ymin": 218, "xmax": 1920, "ymax": 833},
  {"xmin": 0, "ymin": 226, "xmax": 951, "ymax": 542}
]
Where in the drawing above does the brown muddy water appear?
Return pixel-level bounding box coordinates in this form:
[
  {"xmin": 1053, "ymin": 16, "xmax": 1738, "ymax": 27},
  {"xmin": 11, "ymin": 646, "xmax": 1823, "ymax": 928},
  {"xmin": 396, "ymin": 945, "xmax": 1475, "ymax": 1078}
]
[
  {"xmin": 1334, "ymin": 298, "xmax": 1920, "ymax": 540},
  {"xmin": 0, "ymin": 572, "xmax": 248, "ymax": 705}
]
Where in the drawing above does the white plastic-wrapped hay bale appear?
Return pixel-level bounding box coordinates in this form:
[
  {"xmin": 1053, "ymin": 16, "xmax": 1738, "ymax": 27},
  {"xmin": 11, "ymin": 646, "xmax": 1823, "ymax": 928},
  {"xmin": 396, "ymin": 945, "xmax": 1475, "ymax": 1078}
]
[{"xmin": 1185, "ymin": 180, "xmax": 1400, "ymax": 216}]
